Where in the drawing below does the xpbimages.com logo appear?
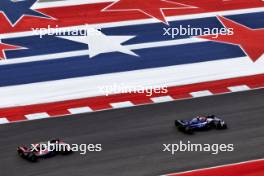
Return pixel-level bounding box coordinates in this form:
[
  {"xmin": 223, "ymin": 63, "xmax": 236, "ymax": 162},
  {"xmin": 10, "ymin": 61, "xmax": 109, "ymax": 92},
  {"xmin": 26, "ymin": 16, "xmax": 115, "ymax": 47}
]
[
  {"xmin": 163, "ymin": 25, "xmax": 234, "ymax": 39},
  {"xmin": 31, "ymin": 24, "xmax": 102, "ymax": 38},
  {"xmin": 30, "ymin": 141, "xmax": 102, "ymax": 155},
  {"xmin": 163, "ymin": 141, "xmax": 234, "ymax": 155},
  {"xmin": 98, "ymin": 84, "xmax": 168, "ymax": 96}
]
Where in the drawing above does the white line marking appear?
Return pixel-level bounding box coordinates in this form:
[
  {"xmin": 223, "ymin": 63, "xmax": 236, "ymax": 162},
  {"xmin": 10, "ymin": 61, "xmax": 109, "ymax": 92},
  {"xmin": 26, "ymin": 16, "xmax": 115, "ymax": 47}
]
[
  {"xmin": 0, "ymin": 118, "xmax": 9, "ymax": 124},
  {"xmin": 68, "ymin": 107, "xmax": 93, "ymax": 114},
  {"xmin": 110, "ymin": 101, "xmax": 134, "ymax": 108},
  {"xmin": 190, "ymin": 90, "xmax": 213, "ymax": 97},
  {"xmin": 0, "ymin": 38, "xmax": 204, "ymax": 66},
  {"xmin": 228, "ymin": 85, "xmax": 250, "ymax": 92},
  {"xmin": 33, "ymin": 0, "xmax": 115, "ymax": 9},
  {"xmin": 0, "ymin": 50, "xmax": 89, "ymax": 65},
  {"xmin": 151, "ymin": 96, "xmax": 174, "ymax": 103},
  {"xmin": 25, "ymin": 112, "xmax": 50, "ymax": 120}
]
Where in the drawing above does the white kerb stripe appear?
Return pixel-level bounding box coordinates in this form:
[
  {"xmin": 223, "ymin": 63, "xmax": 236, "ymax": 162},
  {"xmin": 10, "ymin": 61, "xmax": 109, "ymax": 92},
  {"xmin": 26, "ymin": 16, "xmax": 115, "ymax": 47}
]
[
  {"xmin": 228, "ymin": 85, "xmax": 250, "ymax": 92},
  {"xmin": 151, "ymin": 96, "xmax": 174, "ymax": 103},
  {"xmin": 25, "ymin": 113, "xmax": 50, "ymax": 120},
  {"xmin": 68, "ymin": 107, "xmax": 93, "ymax": 114},
  {"xmin": 110, "ymin": 101, "xmax": 134, "ymax": 108},
  {"xmin": 190, "ymin": 90, "xmax": 213, "ymax": 97},
  {"xmin": 0, "ymin": 118, "xmax": 9, "ymax": 124}
]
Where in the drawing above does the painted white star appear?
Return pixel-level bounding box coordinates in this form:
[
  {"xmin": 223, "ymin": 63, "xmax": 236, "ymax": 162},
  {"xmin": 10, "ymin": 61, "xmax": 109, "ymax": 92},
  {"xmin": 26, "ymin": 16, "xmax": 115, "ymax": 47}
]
[{"xmin": 58, "ymin": 28, "xmax": 138, "ymax": 58}]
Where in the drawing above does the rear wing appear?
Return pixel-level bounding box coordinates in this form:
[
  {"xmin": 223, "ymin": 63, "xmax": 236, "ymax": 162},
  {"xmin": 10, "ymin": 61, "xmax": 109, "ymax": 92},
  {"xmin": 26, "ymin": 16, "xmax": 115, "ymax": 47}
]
[{"xmin": 17, "ymin": 146, "xmax": 29, "ymax": 152}]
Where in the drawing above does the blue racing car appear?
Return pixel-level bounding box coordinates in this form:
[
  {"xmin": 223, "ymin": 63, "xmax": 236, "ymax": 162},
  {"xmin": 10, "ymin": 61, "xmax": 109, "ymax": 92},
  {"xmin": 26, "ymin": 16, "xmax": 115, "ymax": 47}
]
[{"xmin": 175, "ymin": 115, "xmax": 227, "ymax": 134}]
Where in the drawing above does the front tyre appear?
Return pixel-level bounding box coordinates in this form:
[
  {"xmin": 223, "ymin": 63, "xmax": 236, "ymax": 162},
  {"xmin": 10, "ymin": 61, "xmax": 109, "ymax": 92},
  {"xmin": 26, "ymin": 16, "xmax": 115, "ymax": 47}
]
[
  {"xmin": 216, "ymin": 122, "xmax": 227, "ymax": 129},
  {"xmin": 175, "ymin": 120, "xmax": 181, "ymax": 127},
  {"xmin": 27, "ymin": 153, "xmax": 37, "ymax": 162},
  {"xmin": 184, "ymin": 126, "xmax": 194, "ymax": 134}
]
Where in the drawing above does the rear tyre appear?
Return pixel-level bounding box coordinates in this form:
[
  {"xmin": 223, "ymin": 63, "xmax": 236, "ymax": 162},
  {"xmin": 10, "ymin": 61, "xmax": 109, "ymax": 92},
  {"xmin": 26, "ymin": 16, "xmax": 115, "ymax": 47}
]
[
  {"xmin": 60, "ymin": 150, "xmax": 72, "ymax": 155},
  {"xmin": 184, "ymin": 127, "xmax": 194, "ymax": 134},
  {"xmin": 17, "ymin": 150, "xmax": 25, "ymax": 158},
  {"xmin": 205, "ymin": 123, "xmax": 213, "ymax": 130},
  {"xmin": 27, "ymin": 153, "xmax": 37, "ymax": 162}
]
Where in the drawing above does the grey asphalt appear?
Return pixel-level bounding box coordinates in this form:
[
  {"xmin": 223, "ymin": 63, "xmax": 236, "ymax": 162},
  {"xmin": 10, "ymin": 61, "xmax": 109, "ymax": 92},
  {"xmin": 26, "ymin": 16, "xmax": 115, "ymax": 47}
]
[
  {"xmin": 0, "ymin": 89, "xmax": 264, "ymax": 176},
  {"xmin": 4, "ymin": 0, "xmax": 263, "ymax": 175}
]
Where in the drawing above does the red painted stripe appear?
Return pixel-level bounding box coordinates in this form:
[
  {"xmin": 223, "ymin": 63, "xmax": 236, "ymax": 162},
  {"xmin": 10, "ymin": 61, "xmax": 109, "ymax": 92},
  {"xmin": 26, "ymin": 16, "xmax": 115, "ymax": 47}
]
[
  {"xmin": 0, "ymin": 0, "xmax": 264, "ymax": 33},
  {"xmin": 7, "ymin": 115, "xmax": 27, "ymax": 122},
  {"xmin": 166, "ymin": 159, "xmax": 264, "ymax": 176},
  {"xmin": 47, "ymin": 109, "xmax": 69, "ymax": 117},
  {"xmin": 0, "ymin": 74, "xmax": 264, "ymax": 122}
]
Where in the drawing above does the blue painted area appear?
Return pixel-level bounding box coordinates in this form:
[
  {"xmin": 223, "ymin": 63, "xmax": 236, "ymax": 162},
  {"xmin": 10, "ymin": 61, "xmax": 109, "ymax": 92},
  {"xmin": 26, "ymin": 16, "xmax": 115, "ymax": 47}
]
[
  {"xmin": 4, "ymin": 36, "xmax": 88, "ymax": 59},
  {"xmin": 226, "ymin": 12, "xmax": 264, "ymax": 29},
  {"xmin": 103, "ymin": 12, "xmax": 264, "ymax": 44},
  {"xmin": 102, "ymin": 17, "xmax": 222, "ymax": 44},
  {"xmin": 0, "ymin": 0, "xmax": 50, "ymax": 25},
  {"xmin": 0, "ymin": 42, "xmax": 244, "ymax": 87},
  {"xmin": 0, "ymin": 12, "xmax": 262, "ymax": 87},
  {"xmin": 4, "ymin": 12, "xmax": 264, "ymax": 59}
]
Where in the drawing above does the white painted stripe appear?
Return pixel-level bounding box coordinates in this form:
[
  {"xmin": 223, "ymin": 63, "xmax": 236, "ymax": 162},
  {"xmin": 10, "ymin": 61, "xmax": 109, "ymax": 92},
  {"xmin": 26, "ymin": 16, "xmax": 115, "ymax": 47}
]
[
  {"xmin": 0, "ymin": 38, "xmax": 204, "ymax": 66},
  {"xmin": 33, "ymin": 0, "xmax": 114, "ymax": 9},
  {"xmin": 2, "ymin": 7, "xmax": 264, "ymax": 39},
  {"xmin": 0, "ymin": 56, "xmax": 263, "ymax": 108},
  {"xmin": 68, "ymin": 107, "xmax": 93, "ymax": 114},
  {"xmin": 25, "ymin": 112, "xmax": 50, "ymax": 120},
  {"xmin": 190, "ymin": 90, "xmax": 213, "ymax": 97},
  {"xmin": 0, "ymin": 118, "xmax": 9, "ymax": 124},
  {"xmin": 151, "ymin": 96, "xmax": 174, "ymax": 103},
  {"xmin": 228, "ymin": 85, "xmax": 250, "ymax": 92},
  {"xmin": 0, "ymin": 50, "xmax": 89, "ymax": 65},
  {"xmin": 110, "ymin": 101, "xmax": 134, "ymax": 108}
]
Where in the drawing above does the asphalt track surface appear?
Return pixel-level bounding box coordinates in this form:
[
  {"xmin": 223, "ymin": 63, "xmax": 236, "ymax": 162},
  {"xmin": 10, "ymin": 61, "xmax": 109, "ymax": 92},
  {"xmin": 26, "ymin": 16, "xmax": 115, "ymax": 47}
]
[{"xmin": 0, "ymin": 89, "xmax": 264, "ymax": 176}]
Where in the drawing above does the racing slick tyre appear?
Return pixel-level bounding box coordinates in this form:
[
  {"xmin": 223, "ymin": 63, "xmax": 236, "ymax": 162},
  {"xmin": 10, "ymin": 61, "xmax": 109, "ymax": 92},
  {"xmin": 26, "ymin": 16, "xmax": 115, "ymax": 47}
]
[
  {"xmin": 60, "ymin": 148, "xmax": 73, "ymax": 155},
  {"xmin": 205, "ymin": 123, "xmax": 213, "ymax": 130},
  {"xmin": 59, "ymin": 145, "xmax": 72, "ymax": 155},
  {"xmin": 174, "ymin": 120, "xmax": 181, "ymax": 127},
  {"xmin": 60, "ymin": 150, "xmax": 72, "ymax": 155},
  {"xmin": 17, "ymin": 150, "xmax": 25, "ymax": 158},
  {"xmin": 27, "ymin": 153, "xmax": 37, "ymax": 162},
  {"xmin": 48, "ymin": 150, "xmax": 57, "ymax": 157},
  {"xmin": 216, "ymin": 122, "xmax": 227, "ymax": 129},
  {"xmin": 184, "ymin": 126, "xmax": 194, "ymax": 134}
]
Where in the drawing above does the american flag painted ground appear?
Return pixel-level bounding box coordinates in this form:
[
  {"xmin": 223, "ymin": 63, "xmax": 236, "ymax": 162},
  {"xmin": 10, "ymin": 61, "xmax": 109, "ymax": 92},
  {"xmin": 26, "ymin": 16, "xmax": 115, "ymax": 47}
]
[{"xmin": 0, "ymin": 0, "xmax": 264, "ymax": 123}]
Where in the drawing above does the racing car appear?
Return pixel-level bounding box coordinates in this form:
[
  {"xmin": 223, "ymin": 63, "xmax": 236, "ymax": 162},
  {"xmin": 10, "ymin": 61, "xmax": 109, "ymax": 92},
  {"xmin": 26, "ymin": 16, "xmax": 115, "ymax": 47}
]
[
  {"xmin": 175, "ymin": 115, "xmax": 227, "ymax": 134},
  {"xmin": 17, "ymin": 139, "xmax": 72, "ymax": 162}
]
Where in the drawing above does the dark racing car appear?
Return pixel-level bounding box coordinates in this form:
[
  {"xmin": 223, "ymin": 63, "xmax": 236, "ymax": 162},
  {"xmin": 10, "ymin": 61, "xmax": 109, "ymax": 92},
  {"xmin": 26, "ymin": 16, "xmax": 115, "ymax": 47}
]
[
  {"xmin": 17, "ymin": 139, "xmax": 72, "ymax": 162},
  {"xmin": 175, "ymin": 115, "xmax": 227, "ymax": 134}
]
